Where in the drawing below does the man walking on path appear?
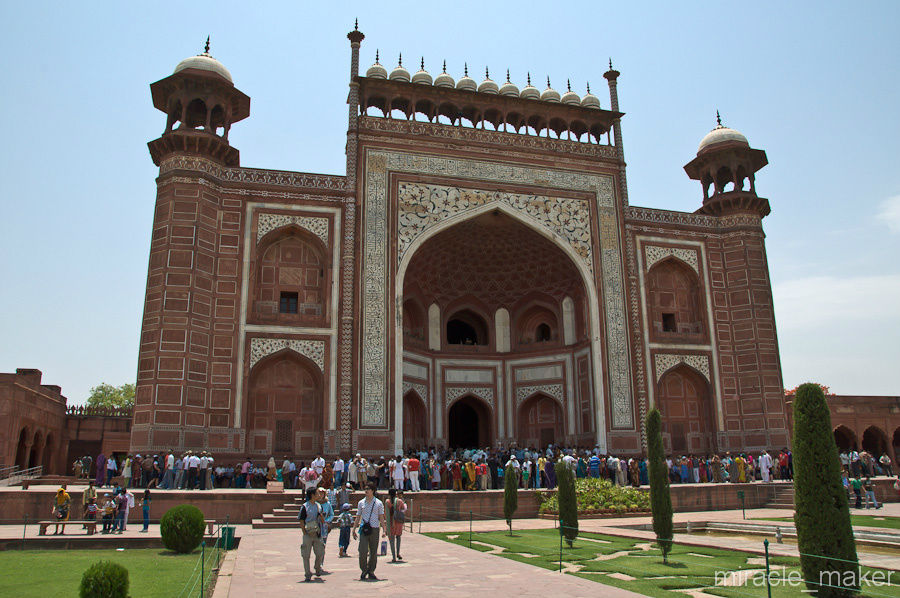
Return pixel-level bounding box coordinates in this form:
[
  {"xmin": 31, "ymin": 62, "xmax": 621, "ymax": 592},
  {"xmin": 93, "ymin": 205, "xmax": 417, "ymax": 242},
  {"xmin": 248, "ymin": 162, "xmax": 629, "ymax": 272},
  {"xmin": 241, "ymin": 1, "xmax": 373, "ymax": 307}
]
[
  {"xmin": 352, "ymin": 482, "xmax": 386, "ymax": 581},
  {"xmin": 299, "ymin": 487, "xmax": 327, "ymax": 582}
]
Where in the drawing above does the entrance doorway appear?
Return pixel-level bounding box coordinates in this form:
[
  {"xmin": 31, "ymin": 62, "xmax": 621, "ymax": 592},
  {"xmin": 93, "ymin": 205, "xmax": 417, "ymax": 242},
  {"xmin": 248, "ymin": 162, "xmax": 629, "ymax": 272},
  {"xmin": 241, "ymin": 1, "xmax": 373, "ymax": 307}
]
[{"xmin": 447, "ymin": 395, "xmax": 491, "ymax": 449}]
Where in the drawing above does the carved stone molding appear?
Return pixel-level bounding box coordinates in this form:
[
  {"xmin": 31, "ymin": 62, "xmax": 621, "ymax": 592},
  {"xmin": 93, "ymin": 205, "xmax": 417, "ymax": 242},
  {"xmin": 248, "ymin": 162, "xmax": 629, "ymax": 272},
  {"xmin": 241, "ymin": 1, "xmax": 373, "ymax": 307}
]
[
  {"xmin": 653, "ymin": 353, "xmax": 710, "ymax": 383},
  {"xmin": 249, "ymin": 337, "xmax": 326, "ymax": 372},
  {"xmin": 445, "ymin": 386, "xmax": 495, "ymax": 409},
  {"xmin": 256, "ymin": 213, "xmax": 330, "ymax": 246},
  {"xmin": 401, "ymin": 381, "xmax": 428, "ymax": 402},
  {"xmin": 644, "ymin": 245, "xmax": 699, "ymax": 274},
  {"xmin": 160, "ymin": 156, "xmax": 348, "ymax": 191},
  {"xmin": 515, "ymin": 383, "xmax": 564, "ymax": 406}
]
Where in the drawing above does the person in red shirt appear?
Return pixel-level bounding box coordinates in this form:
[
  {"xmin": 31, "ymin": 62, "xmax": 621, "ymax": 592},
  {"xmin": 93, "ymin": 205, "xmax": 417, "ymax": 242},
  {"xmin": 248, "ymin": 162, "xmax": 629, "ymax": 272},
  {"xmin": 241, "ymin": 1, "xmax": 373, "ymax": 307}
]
[
  {"xmin": 451, "ymin": 461, "xmax": 462, "ymax": 491},
  {"xmin": 407, "ymin": 455, "xmax": 421, "ymax": 492}
]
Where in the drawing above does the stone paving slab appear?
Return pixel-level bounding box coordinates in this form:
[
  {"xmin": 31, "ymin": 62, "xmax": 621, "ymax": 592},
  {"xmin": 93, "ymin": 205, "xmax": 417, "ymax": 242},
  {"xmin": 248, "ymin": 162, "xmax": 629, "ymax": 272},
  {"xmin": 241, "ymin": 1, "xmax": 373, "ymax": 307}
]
[{"xmin": 212, "ymin": 527, "xmax": 646, "ymax": 598}]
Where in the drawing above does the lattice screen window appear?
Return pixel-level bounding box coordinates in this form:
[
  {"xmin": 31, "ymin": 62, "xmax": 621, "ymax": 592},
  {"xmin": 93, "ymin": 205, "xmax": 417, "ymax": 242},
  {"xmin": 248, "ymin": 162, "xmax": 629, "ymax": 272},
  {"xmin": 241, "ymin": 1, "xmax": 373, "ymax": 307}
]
[{"xmin": 275, "ymin": 420, "xmax": 293, "ymax": 453}]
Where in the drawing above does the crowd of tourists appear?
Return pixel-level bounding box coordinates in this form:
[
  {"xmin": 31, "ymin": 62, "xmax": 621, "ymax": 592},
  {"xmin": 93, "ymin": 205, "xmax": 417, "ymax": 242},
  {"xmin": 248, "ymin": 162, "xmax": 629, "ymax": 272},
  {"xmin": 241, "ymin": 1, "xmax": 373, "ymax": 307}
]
[
  {"xmin": 72, "ymin": 451, "xmax": 219, "ymax": 490},
  {"xmin": 47, "ymin": 481, "xmax": 153, "ymax": 535}
]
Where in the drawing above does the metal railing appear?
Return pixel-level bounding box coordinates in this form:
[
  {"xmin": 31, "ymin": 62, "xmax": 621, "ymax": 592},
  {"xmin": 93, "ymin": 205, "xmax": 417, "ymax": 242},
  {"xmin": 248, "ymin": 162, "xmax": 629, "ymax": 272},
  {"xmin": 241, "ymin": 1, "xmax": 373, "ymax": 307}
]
[{"xmin": 0, "ymin": 465, "xmax": 42, "ymax": 486}]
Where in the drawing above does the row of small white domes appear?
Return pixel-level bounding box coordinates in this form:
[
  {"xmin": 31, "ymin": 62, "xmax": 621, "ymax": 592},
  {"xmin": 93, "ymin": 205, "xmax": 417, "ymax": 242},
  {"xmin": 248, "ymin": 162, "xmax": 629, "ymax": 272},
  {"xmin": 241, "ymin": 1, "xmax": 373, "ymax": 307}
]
[{"xmin": 366, "ymin": 54, "xmax": 602, "ymax": 109}]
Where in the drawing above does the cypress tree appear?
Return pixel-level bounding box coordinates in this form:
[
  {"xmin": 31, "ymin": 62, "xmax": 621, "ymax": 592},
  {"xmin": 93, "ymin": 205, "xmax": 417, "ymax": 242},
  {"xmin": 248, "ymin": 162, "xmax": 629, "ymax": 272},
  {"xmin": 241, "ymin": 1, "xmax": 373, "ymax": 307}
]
[
  {"xmin": 646, "ymin": 408, "xmax": 673, "ymax": 562},
  {"xmin": 793, "ymin": 382, "xmax": 858, "ymax": 597},
  {"xmin": 503, "ymin": 464, "xmax": 518, "ymax": 535},
  {"xmin": 555, "ymin": 459, "xmax": 578, "ymax": 547}
]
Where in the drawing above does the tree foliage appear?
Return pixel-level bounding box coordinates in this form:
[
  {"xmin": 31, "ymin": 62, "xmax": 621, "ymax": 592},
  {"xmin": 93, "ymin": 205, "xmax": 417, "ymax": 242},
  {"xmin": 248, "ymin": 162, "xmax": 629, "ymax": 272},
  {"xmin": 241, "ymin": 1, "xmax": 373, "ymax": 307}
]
[
  {"xmin": 160, "ymin": 504, "xmax": 206, "ymax": 554},
  {"xmin": 86, "ymin": 383, "xmax": 135, "ymax": 409},
  {"xmin": 792, "ymin": 382, "xmax": 858, "ymax": 597},
  {"xmin": 646, "ymin": 408, "xmax": 673, "ymax": 562},
  {"xmin": 79, "ymin": 561, "xmax": 129, "ymax": 598},
  {"xmin": 785, "ymin": 382, "xmax": 831, "ymax": 397},
  {"xmin": 555, "ymin": 460, "xmax": 578, "ymax": 547},
  {"xmin": 503, "ymin": 464, "xmax": 518, "ymax": 534}
]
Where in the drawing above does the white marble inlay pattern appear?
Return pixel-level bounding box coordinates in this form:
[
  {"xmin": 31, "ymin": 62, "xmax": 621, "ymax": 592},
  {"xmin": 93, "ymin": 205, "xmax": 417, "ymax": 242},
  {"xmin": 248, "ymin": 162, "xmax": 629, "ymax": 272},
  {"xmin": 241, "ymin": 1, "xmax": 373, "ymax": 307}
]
[
  {"xmin": 249, "ymin": 337, "xmax": 326, "ymax": 372},
  {"xmin": 644, "ymin": 245, "xmax": 699, "ymax": 274},
  {"xmin": 445, "ymin": 386, "xmax": 494, "ymax": 409},
  {"xmin": 653, "ymin": 353, "xmax": 710, "ymax": 383},
  {"xmin": 515, "ymin": 383, "xmax": 564, "ymax": 406},
  {"xmin": 401, "ymin": 381, "xmax": 428, "ymax": 401},
  {"xmin": 256, "ymin": 213, "xmax": 329, "ymax": 246}
]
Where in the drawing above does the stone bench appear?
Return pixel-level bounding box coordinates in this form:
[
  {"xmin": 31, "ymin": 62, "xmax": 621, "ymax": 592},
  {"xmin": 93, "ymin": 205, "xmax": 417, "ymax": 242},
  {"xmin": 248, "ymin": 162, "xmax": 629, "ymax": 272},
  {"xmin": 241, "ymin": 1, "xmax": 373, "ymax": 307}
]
[{"xmin": 39, "ymin": 520, "xmax": 98, "ymax": 535}]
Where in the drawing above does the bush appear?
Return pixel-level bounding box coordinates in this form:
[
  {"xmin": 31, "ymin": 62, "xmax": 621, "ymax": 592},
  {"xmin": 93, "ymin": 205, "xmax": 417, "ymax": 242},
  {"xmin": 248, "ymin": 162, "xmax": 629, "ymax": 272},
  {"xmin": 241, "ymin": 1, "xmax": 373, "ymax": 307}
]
[
  {"xmin": 503, "ymin": 464, "xmax": 518, "ymax": 534},
  {"xmin": 160, "ymin": 504, "xmax": 206, "ymax": 554},
  {"xmin": 80, "ymin": 560, "xmax": 129, "ymax": 598},
  {"xmin": 793, "ymin": 382, "xmax": 858, "ymax": 597},
  {"xmin": 555, "ymin": 461, "xmax": 578, "ymax": 547},
  {"xmin": 538, "ymin": 477, "xmax": 650, "ymax": 514},
  {"xmin": 646, "ymin": 408, "xmax": 673, "ymax": 562}
]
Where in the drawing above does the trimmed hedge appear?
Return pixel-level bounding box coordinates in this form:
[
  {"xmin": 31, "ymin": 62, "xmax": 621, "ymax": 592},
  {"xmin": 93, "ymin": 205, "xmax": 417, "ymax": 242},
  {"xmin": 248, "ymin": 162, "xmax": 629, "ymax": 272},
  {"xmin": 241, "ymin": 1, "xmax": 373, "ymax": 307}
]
[
  {"xmin": 539, "ymin": 476, "xmax": 650, "ymax": 514},
  {"xmin": 503, "ymin": 464, "xmax": 518, "ymax": 533},
  {"xmin": 793, "ymin": 382, "xmax": 858, "ymax": 597},
  {"xmin": 555, "ymin": 461, "xmax": 579, "ymax": 546},
  {"xmin": 646, "ymin": 408, "xmax": 673, "ymax": 562},
  {"xmin": 160, "ymin": 504, "xmax": 206, "ymax": 554},
  {"xmin": 80, "ymin": 560, "xmax": 129, "ymax": 598}
]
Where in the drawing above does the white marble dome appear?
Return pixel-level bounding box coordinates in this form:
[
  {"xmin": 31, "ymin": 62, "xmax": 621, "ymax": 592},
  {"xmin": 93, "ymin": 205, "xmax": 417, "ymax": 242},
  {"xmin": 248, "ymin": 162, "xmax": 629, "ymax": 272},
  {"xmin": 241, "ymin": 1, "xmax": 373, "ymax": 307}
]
[
  {"xmin": 456, "ymin": 65, "xmax": 477, "ymax": 92},
  {"xmin": 581, "ymin": 83, "xmax": 600, "ymax": 109},
  {"xmin": 478, "ymin": 68, "xmax": 499, "ymax": 94},
  {"xmin": 698, "ymin": 124, "xmax": 749, "ymax": 152},
  {"xmin": 366, "ymin": 51, "xmax": 387, "ymax": 79},
  {"xmin": 499, "ymin": 71, "xmax": 519, "ymax": 97},
  {"xmin": 174, "ymin": 52, "xmax": 232, "ymax": 83},
  {"xmin": 434, "ymin": 61, "xmax": 455, "ymax": 88},
  {"xmin": 541, "ymin": 78, "xmax": 560, "ymax": 103},
  {"xmin": 519, "ymin": 74, "xmax": 540, "ymax": 100},
  {"xmin": 389, "ymin": 55, "xmax": 410, "ymax": 82},
  {"xmin": 561, "ymin": 80, "xmax": 580, "ymax": 106},
  {"xmin": 411, "ymin": 59, "xmax": 432, "ymax": 85}
]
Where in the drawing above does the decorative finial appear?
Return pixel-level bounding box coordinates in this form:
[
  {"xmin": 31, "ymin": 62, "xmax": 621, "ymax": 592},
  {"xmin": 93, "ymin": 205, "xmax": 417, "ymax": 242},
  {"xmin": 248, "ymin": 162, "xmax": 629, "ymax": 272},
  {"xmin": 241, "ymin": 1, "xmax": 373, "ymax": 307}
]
[
  {"xmin": 609, "ymin": 58, "xmax": 613, "ymax": 70},
  {"xmin": 204, "ymin": 36, "xmax": 210, "ymax": 54},
  {"xmin": 464, "ymin": 63, "xmax": 469, "ymax": 77},
  {"xmin": 354, "ymin": 18, "xmax": 358, "ymax": 31},
  {"xmin": 420, "ymin": 57, "xmax": 425, "ymax": 70},
  {"xmin": 527, "ymin": 72, "xmax": 532, "ymax": 86},
  {"xmin": 485, "ymin": 66, "xmax": 490, "ymax": 79},
  {"xmin": 586, "ymin": 82, "xmax": 591, "ymax": 94},
  {"xmin": 506, "ymin": 69, "xmax": 511, "ymax": 82},
  {"xmin": 546, "ymin": 76, "xmax": 551, "ymax": 88},
  {"xmin": 375, "ymin": 49, "xmax": 380, "ymax": 63},
  {"xmin": 567, "ymin": 79, "xmax": 572, "ymax": 92},
  {"xmin": 716, "ymin": 110, "xmax": 722, "ymax": 126},
  {"xmin": 398, "ymin": 53, "xmax": 403, "ymax": 66},
  {"xmin": 442, "ymin": 60, "xmax": 447, "ymax": 73}
]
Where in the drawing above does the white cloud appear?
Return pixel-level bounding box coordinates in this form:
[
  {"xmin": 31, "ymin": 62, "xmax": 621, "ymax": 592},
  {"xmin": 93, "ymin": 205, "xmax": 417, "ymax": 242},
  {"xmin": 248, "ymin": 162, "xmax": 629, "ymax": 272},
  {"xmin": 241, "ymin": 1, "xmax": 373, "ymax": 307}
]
[
  {"xmin": 773, "ymin": 274, "xmax": 900, "ymax": 330},
  {"xmin": 877, "ymin": 195, "xmax": 900, "ymax": 233}
]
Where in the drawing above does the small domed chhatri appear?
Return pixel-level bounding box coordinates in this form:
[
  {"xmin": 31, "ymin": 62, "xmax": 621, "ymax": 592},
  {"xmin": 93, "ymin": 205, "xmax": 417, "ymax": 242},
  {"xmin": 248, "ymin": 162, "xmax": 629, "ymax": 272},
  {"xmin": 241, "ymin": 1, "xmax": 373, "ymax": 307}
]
[
  {"xmin": 698, "ymin": 111, "xmax": 749, "ymax": 153},
  {"xmin": 541, "ymin": 77, "xmax": 560, "ymax": 102},
  {"xmin": 434, "ymin": 61, "xmax": 455, "ymax": 88},
  {"xmin": 389, "ymin": 54, "xmax": 410, "ymax": 82},
  {"xmin": 561, "ymin": 79, "xmax": 580, "ymax": 106},
  {"xmin": 174, "ymin": 37, "xmax": 233, "ymax": 83},
  {"xmin": 499, "ymin": 70, "xmax": 520, "ymax": 97},
  {"xmin": 456, "ymin": 63, "xmax": 477, "ymax": 92},
  {"xmin": 411, "ymin": 58, "xmax": 432, "ymax": 85},
  {"xmin": 366, "ymin": 50, "xmax": 387, "ymax": 79},
  {"xmin": 478, "ymin": 67, "xmax": 499, "ymax": 94},
  {"xmin": 519, "ymin": 73, "xmax": 540, "ymax": 100},
  {"xmin": 581, "ymin": 82, "xmax": 600, "ymax": 109}
]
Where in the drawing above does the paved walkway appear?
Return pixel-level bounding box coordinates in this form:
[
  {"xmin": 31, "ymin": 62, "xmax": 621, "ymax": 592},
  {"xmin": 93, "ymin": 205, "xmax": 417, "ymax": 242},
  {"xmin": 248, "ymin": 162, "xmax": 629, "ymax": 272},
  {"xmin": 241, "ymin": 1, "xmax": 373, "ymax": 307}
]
[{"xmin": 211, "ymin": 526, "xmax": 646, "ymax": 598}]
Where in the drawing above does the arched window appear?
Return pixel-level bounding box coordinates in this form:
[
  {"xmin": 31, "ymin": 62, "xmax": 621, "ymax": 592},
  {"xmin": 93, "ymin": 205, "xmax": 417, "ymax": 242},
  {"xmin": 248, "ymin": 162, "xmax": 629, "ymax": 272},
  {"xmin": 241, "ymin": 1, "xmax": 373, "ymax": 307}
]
[
  {"xmin": 252, "ymin": 229, "xmax": 328, "ymax": 325},
  {"xmin": 536, "ymin": 323, "xmax": 551, "ymax": 342},
  {"xmin": 184, "ymin": 98, "xmax": 207, "ymax": 129},
  {"xmin": 445, "ymin": 309, "xmax": 489, "ymax": 346},
  {"xmin": 647, "ymin": 258, "xmax": 705, "ymax": 342}
]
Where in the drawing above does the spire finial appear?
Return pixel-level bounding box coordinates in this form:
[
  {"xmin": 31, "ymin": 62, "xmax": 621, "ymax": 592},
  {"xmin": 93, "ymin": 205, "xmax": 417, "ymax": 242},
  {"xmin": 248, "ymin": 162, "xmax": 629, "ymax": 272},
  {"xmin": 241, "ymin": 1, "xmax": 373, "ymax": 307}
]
[
  {"xmin": 375, "ymin": 49, "xmax": 380, "ymax": 63},
  {"xmin": 567, "ymin": 79, "xmax": 572, "ymax": 92},
  {"xmin": 546, "ymin": 76, "xmax": 551, "ymax": 89},
  {"xmin": 485, "ymin": 66, "xmax": 490, "ymax": 79},
  {"xmin": 464, "ymin": 63, "xmax": 468, "ymax": 77},
  {"xmin": 586, "ymin": 82, "xmax": 591, "ymax": 94},
  {"xmin": 204, "ymin": 36, "xmax": 210, "ymax": 54},
  {"xmin": 420, "ymin": 57, "xmax": 425, "ymax": 70},
  {"xmin": 609, "ymin": 58, "xmax": 613, "ymax": 70},
  {"xmin": 527, "ymin": 72, "xmax": 532, "ymax": 86},
  {"xmin": 398, "ymin": 53, "xmax": 402, "ymax": 67},
  {"xmin": 354, "ymin": 18, "xmax": 358, "ymax": 31},
  {"xmin": 506, "ymin": 68, "xmax": 511, "ymax": 82},
  {"xmin": 442, "ymin": 60, "xmax": 447, "ymax": 73},
  {"xmin": 716, "ymin": 110, "xmax": 722, "ymax": 126}
]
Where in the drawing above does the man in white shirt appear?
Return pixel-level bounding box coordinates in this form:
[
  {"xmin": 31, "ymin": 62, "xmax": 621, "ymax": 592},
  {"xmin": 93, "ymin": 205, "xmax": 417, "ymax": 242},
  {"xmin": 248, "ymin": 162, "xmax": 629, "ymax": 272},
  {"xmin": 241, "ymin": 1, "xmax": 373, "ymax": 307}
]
[
  {"xmin": 163, "ymin": 451, "xmax": 175, "ymax": 489},
  {"xmin": 352, "ymin": 483, "xmax": 386, "ymax": 581},
  {"xmin": 348, "ymin": 457, "xmax": 358, "ymax": 490},
  {"xmin": 391, "ymin": 456, "xmax": 406, "ymax": 490},
  {"xmin": 187, "ymin": 452, "xmax": 200, "ymax": 489},
  {"xmin": 312, "ymin": 455, "xmax": 326, "ymax": 477},
  {"xmin": 333, "ymin": 456, "xmax": 345, "ymax": 488},
  {"xmin": 198, "ymin": 453, "xmax": 209, "ymax": 490},
  {"xmin": 758, "ymin": 451, "xmax": 773, "ymax": 482}
]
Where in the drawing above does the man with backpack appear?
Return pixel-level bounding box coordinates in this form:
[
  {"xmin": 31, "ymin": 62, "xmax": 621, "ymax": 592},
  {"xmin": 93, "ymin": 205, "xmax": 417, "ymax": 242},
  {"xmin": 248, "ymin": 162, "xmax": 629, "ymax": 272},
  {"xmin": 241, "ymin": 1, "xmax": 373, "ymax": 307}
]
[{"xmin": 298, "ymin": 487, "xmax": 327, "ymax": 582}]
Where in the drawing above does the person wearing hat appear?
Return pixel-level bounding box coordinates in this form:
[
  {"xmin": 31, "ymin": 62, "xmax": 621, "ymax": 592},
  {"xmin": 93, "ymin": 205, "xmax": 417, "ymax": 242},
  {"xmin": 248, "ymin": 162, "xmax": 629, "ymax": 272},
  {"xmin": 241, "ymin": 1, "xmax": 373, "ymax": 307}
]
[{"xmin": 336, "ymin": 502, "xmax": 353, "ymax": 557}]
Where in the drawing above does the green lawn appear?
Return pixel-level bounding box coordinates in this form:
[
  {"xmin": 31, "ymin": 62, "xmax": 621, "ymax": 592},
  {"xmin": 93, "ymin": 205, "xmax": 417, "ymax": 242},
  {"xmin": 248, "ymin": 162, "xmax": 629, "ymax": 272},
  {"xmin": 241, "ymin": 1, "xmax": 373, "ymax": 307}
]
[
  {"xmin": 0, "ymin": 548, "xmax": 220, "ymax": 597},
  {"xmin": 752, "ymin": 515, "xmax": 900, "ymax": 530},
  {"xmin": 427, "ymin": 529, "xmax": 899, "ymax": 598}
]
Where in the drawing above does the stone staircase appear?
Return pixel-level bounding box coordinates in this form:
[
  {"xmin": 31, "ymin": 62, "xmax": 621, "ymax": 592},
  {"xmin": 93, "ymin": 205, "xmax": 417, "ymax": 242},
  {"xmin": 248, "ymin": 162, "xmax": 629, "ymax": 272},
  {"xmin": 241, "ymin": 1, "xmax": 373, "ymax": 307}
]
[
  {"xmin": 252, "ymin": 492, "xmax": 363, "ymax": 529},
  {"xmin": 765, "ymin": 483, "xmax": 795, "ymax": 509}
]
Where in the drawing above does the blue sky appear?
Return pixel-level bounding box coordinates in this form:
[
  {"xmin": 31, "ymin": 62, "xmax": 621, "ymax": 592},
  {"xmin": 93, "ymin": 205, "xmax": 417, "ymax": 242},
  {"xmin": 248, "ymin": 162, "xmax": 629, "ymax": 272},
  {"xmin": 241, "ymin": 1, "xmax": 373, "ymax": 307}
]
[{"xmin": 1, "ymin": 2, "xmax": 898, "ymax": 403}]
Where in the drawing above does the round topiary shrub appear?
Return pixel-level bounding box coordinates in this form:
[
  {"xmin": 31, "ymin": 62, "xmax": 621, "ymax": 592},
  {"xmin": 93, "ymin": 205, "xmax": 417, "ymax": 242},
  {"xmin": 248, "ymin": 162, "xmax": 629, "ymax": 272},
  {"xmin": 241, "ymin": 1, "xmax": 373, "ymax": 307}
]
[
  {"xmin": 160, "ymin": 504, "xmax": 206, "ymax": 554},
  {"xmin": 80, "ymin": 560, "xmax": 129, "ymax": 598}
]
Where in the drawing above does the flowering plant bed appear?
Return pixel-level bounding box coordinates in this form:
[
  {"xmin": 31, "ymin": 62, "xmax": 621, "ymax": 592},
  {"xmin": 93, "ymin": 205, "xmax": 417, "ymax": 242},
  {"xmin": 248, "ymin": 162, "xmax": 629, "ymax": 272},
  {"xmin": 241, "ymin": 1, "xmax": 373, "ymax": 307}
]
[{"xmin": 538, "ymin": 478, "xmax": 650, "ymax": 515}]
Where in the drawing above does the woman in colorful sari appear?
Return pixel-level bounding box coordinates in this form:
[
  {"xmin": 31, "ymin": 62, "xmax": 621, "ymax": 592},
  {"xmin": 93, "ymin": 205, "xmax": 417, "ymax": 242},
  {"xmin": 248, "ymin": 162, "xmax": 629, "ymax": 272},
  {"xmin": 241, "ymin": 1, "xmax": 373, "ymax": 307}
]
[
  {"xmin": 576, "ymin": 456, "xmax": 588, "ymax": 479},
  {"xmin": 94, "ymin": 453, "xmax": 106, "ymax": 487},
  {"xmin": 736, "ymin": 454, "xmax": 747, "ymax": 483},
  {"xmin": 53, "ymin": 486, "xmax": 71, "ymax": 535}
]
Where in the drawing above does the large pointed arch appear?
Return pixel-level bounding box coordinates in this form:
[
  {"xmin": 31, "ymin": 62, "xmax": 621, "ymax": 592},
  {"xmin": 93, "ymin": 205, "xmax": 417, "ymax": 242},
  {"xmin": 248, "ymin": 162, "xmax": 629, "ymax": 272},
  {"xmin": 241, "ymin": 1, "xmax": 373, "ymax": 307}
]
[{"xmin": 394, "ymin": 201, "xmax": 606, "ymax": 452}]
